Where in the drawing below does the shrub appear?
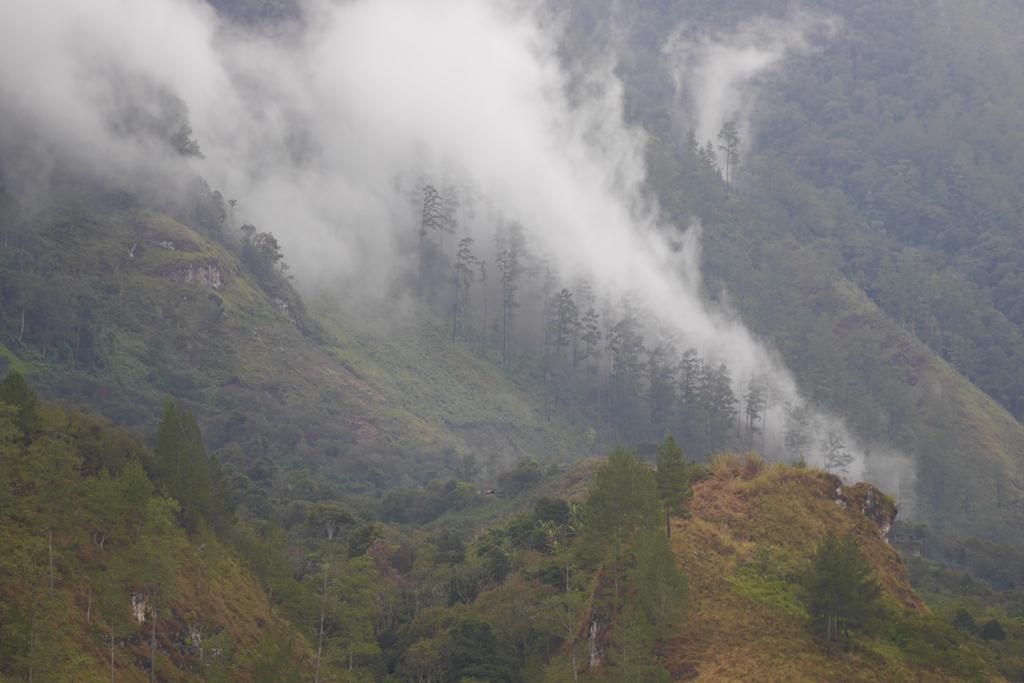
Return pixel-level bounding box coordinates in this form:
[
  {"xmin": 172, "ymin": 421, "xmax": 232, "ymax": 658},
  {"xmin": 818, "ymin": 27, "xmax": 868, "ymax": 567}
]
[
  {"xmin": 743, "ymin": 452, "xmax": 765, "ymax": 478},
  {"xmin": 709, "ymin": 452, "xmax": 742, "ymax": 476}
]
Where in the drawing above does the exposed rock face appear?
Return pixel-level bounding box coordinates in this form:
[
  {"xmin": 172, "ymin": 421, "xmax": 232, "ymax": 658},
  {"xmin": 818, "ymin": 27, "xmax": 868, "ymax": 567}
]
[
  {"xmin": 177, "ymin": 262, "xmax": 224, "ymax": 290},
  {"xmin": 187, "ymin": 622, "xmax": 202, "ymax": 655},
  {"xmin": 828, "ymin": 475, "xmax": 849, "ymax": 510},
  {"xmin": 848, "ymin": 482, "xmax": 899, "ymax": 543},
  {"xmin": 825, "ymin": 473, "xmax": 899, "ymax": 542},
  {"xmin": 131, "ymin": 592, "xmax": 148, "ymax": 624},
  {"xmin": 273, "ymin": 297, "xmax": 296, "ymax": 323},
  {"xmin": 588, "ymin": 615, "xmax": 604, "ymax": 669}
]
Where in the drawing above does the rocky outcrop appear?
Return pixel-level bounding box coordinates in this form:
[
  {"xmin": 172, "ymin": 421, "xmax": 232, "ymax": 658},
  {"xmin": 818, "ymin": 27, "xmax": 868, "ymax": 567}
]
[
  {"xmin": 587, "ymin": 612, "xmax": 605, "ymax": 670},
  {"xmin": 273, "ymin": 297, "xmax": 296, "ymax": 324},
  {"xmin": 825, "ymin": 474, "xmax": 899, "ymax": 542},
  {"xmin": 131, "ymin": 592, "xmax": 148, "ymax": 624},
  {"xmin": 176, "ymin": 262, "xmax": 224, "ymax": 290},
  {"xmin": 848, "ymin": 482, "xmax": 899, "ymax": 543}
]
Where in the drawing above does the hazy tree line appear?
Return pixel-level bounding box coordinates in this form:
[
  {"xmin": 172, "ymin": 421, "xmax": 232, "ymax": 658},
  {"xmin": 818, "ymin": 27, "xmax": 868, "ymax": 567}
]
[{"xmin": 410, "ymin": 180, "xmax": 853, "ymax": 469}]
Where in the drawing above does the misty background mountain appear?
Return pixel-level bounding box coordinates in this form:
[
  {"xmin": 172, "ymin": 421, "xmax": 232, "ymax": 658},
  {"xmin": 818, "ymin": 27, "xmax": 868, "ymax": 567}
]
[
  {"xmin": 4, "ymin": 0, "xmax": 1020, "ymax": 538},
  {"xmin": 1, "ymin": 0, "xmax": 1024, "ymax": 680}
]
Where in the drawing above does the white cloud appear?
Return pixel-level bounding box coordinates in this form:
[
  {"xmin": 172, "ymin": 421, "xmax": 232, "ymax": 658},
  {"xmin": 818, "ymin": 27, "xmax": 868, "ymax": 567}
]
[{"xmin": 0, "ymin": 0, "xmax": 914, "ymax": 501}]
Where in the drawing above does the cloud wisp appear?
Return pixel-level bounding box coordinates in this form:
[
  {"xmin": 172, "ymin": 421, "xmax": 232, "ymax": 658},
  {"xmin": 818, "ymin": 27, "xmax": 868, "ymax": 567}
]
[
  {"xmin": 0, "ymin": 0, "xmax": 913, "ymax": 502},
  {"xmin": 665, "ymin": 13, "xmax": 836, "ymax": 168}
]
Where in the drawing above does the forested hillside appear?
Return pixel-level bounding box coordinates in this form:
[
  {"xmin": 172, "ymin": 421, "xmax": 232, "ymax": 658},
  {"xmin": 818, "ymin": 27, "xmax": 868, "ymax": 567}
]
[
  {"xmin": 2, "ymin": 0, "xmax": 1024, "ymax": 680},
  {"xmin": 5, "ymin": 373, "xmax": 1018, "ymax": 681},
  {"xmin": 553, "ymin": 0, "xmax": 1024, "ymax": 545},
  {"xmin": 0, "ymin": 373, "xmax": 310, "ymax": 681},
  {"xmin": 2, "ymin": 0, "xmax": 1021, "ymax": 544},
  {"xmin": 0, "ymin": 178, "xmax": 598, "ymax": 509}
]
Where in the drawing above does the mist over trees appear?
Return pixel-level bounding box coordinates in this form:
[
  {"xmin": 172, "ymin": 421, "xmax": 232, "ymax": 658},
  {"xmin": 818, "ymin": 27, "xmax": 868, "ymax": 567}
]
[
  {"xmin": 406, "ymin": 179, "xmax": 851, "ymax": 463},
  {"xmin": 3, "ymin": 0, "xmax": 1024, "ymax": 678}
]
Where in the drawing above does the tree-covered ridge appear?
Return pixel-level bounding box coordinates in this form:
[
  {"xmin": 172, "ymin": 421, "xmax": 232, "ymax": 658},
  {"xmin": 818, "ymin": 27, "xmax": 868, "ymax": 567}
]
[
  {"xmin": 594, "ymin": 0, "xmax": 1024, "ymax": 426},
  {"xmin": 746, "ymin": 0, "xmax": 1024, "ymax": 422},
  {"xmin": 5, "ymin": 11, "xmax": 1024, "ymax": 543},
  {"xmin": 0, "ymin": 368, "xmax": 690, "ymax": 681},
  {"xmin": 4, "ymin": 367, "xmax": 1018, "ymax": 681},
  {"xmin": 0, "ymin": 372, "xmax": 309, "ymax": 681}
]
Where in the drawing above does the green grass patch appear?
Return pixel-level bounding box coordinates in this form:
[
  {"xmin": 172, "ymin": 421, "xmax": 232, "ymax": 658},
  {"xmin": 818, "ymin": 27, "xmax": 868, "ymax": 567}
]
[
  {"xmin": 729, "ymin": 564, "xmax": 806, "ymax": 617},
  {"xmin": 0, "ymin": 342, "xmax": 32, "ymax": 375}
]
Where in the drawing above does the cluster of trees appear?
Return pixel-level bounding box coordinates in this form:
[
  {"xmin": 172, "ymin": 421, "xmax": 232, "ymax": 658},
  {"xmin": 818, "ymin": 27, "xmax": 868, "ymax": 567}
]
[
  {"xmin": 697, "ymin": 3, "xmax": 1024, "ymax": 428},
  {"xmin": 239, "ymin": 222, "xmax": 287, "ymax": 282},
  {"xmin": 150, "ymin": 398, "xmax": 233, "ymax": 531},
  {"xmin": 378, "ymin": 478, "xmax": 478, "ymax": 525},
  {"xmin": 225, "ymin": 436, "xmax": 696, "ymax": 682},
  {"xmin": 0, "ymin": 173, "xmax": 305, "ymax": 377},
  {"xmin": 0, "ymin": 372, "xmax": 232, "ymax": 680},
  {"xmin": 415, "ymin": 189, "xmax": 865, "ymax": 472},
  {"xmin": 411, "ymin": 183, "xmax": 811, "ymax": 458},
  {"xmin": 800, "ymin": 528, "xmax": 1006, "ymax": 676},
  {"xmin": 803, "ymin": 532, "xmax": 882, "ymax": 654},
  {"xmin": 581, "ymin": 446, "xmax": 691, "ymax": 680},
  {"xmin": 0, "ymin": 357, "xmax": 702, "ymax": 682},
  {"xmin": 562, "ymin": 0, "xmax": 1024, "ymax": 541},
  {"xmin": 0, "ymin": 254, "xmax": 100, "ymax": 366},
  {"xmin": 4, "ymin": 366, "xmax": 1004, "ymax": 680}
]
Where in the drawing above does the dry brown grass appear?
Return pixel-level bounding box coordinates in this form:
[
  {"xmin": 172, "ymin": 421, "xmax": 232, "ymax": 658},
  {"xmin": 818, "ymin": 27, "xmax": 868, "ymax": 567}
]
[{"xmin": 660, "ymin": 465, "xmax": 983, "ymax": 682}]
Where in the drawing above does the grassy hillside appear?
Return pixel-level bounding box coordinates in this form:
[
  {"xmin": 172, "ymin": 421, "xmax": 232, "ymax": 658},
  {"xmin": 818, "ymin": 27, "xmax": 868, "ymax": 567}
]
[
  {"xmin": 722, "ymin": 235, "xmax": 1024, "ymax": 543},
  {"xmin": 0, "ymin": 186, "xmax": 594, "ymax": 505},
  {"xmin": 663, "ymin": 461, "xmax": 1001, "ymax": 681}
]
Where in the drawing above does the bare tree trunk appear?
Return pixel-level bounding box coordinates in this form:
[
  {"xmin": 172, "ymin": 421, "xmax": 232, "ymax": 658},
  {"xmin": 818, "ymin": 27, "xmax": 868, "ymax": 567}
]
[
  {"xmin": 28, "ymin": 584, "xmax": 36, "ymax": 683},
  {"xmin": 86, "ymin": 585, "xmax": 92, "ymax": 624},
  {"xmin": 314, "ymin": 561, "xmax": 328, "ymax": 683},
  {"xmin": 48, "ymin": 530, "xmax": 54, "ymax": 596},
  {"xmin": 543, "ymin": 371, "xmax": 549, "ymax": 421},
  {"xmin": 149, "ymin": 603, "xmax": 157, "ymax": 683},
  {"xmin": 452, "ymin": 265, "xmax": 459, "ymax": 341},
  {"xmin": 18, "ymin": 306, "xmax": 26, "ymax": 343},
  {"xmin": 418, "ymin": 232, "xmax": 425, "ymax": 299},
  {"xmin": 195, "ymin": 549, "xmax": 202, "ymax": 598},
  {"xmin": 481, "ymin": 280, "xmax": 487, "ymax": 357},
  {"xmin": 612, "ymin": 542, "xmax": 620, "ymax": 616},
  {"xmin": 110, "ymin": 625, "xmax": 116, "ymax": 683},
  {"xmin": 501, "ymin": 306, "xmax": 507, "ymax": 367}
]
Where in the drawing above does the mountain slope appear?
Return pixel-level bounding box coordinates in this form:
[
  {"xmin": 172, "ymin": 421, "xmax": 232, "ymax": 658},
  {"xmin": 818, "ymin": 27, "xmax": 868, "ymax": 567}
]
[
  {"xmin": 0, "ymin": 185, "xmax": 594, "ymax": 502},
  {"xmin": 715, "ymin": 230, "xmax": 1024, "ymax": 542},
  {"xmin": 0, "ymin": 391, "xmax": 310, "ymax": 682},
  {"xmin": 549, "ymin": 0, "xmax": 1024, "ymax": 547},
  {"xmin": 663, "ymin": 462, "xmax": 999, "ymax": 681}
]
